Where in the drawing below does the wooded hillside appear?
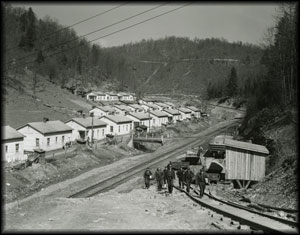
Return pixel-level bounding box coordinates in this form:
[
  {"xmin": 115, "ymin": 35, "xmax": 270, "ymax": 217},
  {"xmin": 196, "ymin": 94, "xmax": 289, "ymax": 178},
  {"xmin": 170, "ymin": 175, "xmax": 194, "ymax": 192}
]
[{"xmin": 3, "ymin": 4, "xmax": 264, "ymax": 97}]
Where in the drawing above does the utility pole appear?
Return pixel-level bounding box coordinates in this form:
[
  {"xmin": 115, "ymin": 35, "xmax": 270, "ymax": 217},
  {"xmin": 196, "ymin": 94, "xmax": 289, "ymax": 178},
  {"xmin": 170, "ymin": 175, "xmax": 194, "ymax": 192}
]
[{"xmin": 90, "ymin": 112, "xmax": 94, "ymax": 144}]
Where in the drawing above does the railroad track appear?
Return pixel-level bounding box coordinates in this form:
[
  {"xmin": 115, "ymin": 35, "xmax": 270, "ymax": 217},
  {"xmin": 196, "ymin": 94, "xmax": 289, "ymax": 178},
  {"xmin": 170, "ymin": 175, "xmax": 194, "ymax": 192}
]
[
  {"xmin": 68, "ymin": 119, "xmax": 239, "ymax": 198},
  {"xmin": 173, "ymin": 185, "xmax": 298, "ymax": 234}
]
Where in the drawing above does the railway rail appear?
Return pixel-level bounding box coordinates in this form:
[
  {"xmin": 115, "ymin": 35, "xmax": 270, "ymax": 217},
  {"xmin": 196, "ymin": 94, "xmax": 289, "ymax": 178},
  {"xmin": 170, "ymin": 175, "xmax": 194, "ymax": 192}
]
[
  {"xmin": 173, "ymin": 185, "xmax": 298, "ymax": 234},
  {"xmin": 68, "ymin": 119, "xmax": 239, "ymax": 198}
]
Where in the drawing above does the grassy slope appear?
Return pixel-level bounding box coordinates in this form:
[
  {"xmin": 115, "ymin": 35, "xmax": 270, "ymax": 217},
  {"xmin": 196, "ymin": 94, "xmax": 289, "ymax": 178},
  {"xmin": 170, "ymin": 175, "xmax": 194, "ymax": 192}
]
[{"xmin": 3, "ymin": 71, "xmax": 94, "ymax": 128}]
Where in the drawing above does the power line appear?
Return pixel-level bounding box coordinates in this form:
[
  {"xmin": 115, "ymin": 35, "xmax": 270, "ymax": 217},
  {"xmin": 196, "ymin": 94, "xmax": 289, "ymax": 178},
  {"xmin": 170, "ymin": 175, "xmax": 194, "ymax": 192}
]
[
  {"xmin": 4, "ymin": 3, "xmax": 126, "ymax": 53},
  {"xmin": 5, "ymin": 3, "xmax": 168, "ymax": 67},
  {"xmin": 5, "ymin": 3, "xmax": 191, "ymax": 73}
]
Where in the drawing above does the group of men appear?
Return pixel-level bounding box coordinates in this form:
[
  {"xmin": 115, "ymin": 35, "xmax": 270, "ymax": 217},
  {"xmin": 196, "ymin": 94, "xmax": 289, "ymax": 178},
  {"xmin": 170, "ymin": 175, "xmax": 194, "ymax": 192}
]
[{"xmin": 143, "ymin": 163, "xmax": 207, "ymax": 198}]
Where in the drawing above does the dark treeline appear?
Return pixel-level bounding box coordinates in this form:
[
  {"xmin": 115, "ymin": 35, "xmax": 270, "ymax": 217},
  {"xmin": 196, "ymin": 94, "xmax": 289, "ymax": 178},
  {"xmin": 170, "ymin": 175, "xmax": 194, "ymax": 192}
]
[{"xmin": 3, "ymin": 4, "xmax": 264, "ymax": 97}]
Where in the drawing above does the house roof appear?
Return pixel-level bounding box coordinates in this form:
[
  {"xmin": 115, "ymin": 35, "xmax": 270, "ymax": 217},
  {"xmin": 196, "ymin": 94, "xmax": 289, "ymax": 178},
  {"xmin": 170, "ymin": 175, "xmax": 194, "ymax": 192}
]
[
  {"xmin": 143, "ymin": 103, "xmax": 158, "ymax": 109},
  {"xmin": 101, "ymin": 115, "xmax": 133, "ymax": 124},
  {"xmin": 128, "ymin": 104, "xmax": 144, "ymax": 110},
  {"xmin": 177, "ymin": 107, "xmax": 192, "ymax": 113},
  {"xmin": 67, "ymin": 117, "xmax": 107, "ymax": 128},
  {"xmin": 94, "ymin": 92, "xmax": 106, "ymax": 96},
  {"xmin": 186, "ymin": 106, "xmax": 200, "ymax": 112},
  {"xmin": 95, "ymin": 105, "xmax": 115, "ymax": 113},
  {"xmin": 154, "ymin": 102, "xmax": 169, "ymax": 108},
  {"xmin": 127, "ymin": 112, "xmax": 151, "ymax": 120},
  {"xmin": 164, "ymin": 101, "xmax": 175, "ymax": 107},
  {"xmin": 224, "ymin": 138, "xmax": 269, "ymax": 155},
  {"xmin": 17, "ymin": 120, "xmax": 73, "ymax": 135},
  {"xmin": 150, "ymin": 110, "xmax": 168, "ymax": 118},
  {"xmin": 114, "ymin": 105, "xmax": 132, "ymax": 112},
  {"xmin": 163, "ymin": 109, "xmax": 180, "ymax": 116},
  {"xmin": 2, "ymin": 125, "xmax": 24, "ymax": 140}
]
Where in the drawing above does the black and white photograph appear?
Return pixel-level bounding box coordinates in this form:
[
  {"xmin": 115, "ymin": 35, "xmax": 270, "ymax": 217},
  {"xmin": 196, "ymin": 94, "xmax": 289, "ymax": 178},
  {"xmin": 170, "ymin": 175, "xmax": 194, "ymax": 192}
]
[{"xmin": 2, "ymin": 1, "xmax": 298, "ymax": 233}]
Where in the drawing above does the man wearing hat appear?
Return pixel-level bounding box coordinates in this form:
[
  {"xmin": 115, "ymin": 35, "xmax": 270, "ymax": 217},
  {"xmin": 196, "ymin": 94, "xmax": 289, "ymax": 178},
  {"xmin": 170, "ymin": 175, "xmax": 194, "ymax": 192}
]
[
  {"xmin": 195, "ymin": 168, "xmax": 206, "ymax": 198},
  {"xmin": 155, "ymin": 167, "xmax": 164, "ymax": 191},
  {"xmin": 184, "ymin": 167, "xmax": 194, "ymax": 194}
]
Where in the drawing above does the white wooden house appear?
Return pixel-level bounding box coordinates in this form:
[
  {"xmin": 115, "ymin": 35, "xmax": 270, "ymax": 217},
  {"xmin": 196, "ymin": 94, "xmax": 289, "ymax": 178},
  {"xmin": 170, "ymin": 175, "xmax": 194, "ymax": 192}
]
[
  {"xmin": 87, "ymin": 92, "xmax": 108, "ymax": 101},
  {"xmin": 106, "ymin": 92, "xmax": 119, "ymax": 101},
  {"xmin": 100, "ymin": 115, "xmax": 133, "ymax": 136},
  {"xmin": 186, "ymin": 106, "xmax": 201, "ymax": 118},
  {"xmin": 163, "ymin": 101, "xmax": 175, "ymax": 109},
  {"xmin": 128, "ymin": 104, "xmax": 144, "ymax": 112},
  {"xmin": 177, "ymin": 107, "xmax": 192, "ymax": 120},
  {"xmin": 114, "ymin": 104, "xmax": 132, "ymax": 115},
  {"xmin": 17, "ymin": 120, "xmax": 73, "ymax": 152},
  {"xmin": 141, "ymin": 103, "xmax": 158, "ymax": 112},
  {"xmin": 89, "ymin": 105, "xmax": 115, "ymax": 117},
  {"xmin": 2, "ymin": 125, "xmax": 26, "ymax": 163},
  {"xmin": 162, "ymin": 109, "xmax": 181, "ymax": 123},
  {"xmin": 118, "ymin": 92, "xmax": 135, "ymax": 101},
  {"xmin": 65, "ymin": 117, "xmax": 107, "ymax": 142},
  {"xmin": 149, "ymin": 110, "xmax": 169, "ymax": 128},
  {"xmin": 127, "ymin": 112, "xmax": 152, "ymax": 130},
  {"xmin": 154, "ymin": 102, "xmax": 170, "ymax": 110}
]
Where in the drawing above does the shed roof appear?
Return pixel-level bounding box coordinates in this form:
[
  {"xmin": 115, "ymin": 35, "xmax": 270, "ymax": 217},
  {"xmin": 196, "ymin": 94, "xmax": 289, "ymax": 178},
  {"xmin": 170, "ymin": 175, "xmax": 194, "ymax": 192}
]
[
  {"xmin": 18, "ymin": 120, "xmax": 73, "ymax": 135},
  {"xmin": 2, "ymin": 125, "xmax": 24, "ymax": 140},
  {"xmin": 101, "ymin": 115, "xmax": 133, "ymax": 124},
  {"xmin": 150, "ymin": 110, "xmax": 168, "ymax": 118},
  {"xmin": 143, "ymin": 103, "xmax": 158, "ymax": 109},
  {"xmin": 127, "ymin": 112, "xmax": 151, "ymax": 120},
  {"xmin": 224, "ymin": 138, "xmax": 269, "ymax": 155},
  {"xmin": 177, "ymin": 107, "xmax": 192, "ymax": 113},
  {"xmin": 163, "ymin": 109, "xmax": 180, "ymax": 116},
  {"xmin": 67, "ymin": 117, "xmax": 107, "ymax": 128},
  {"xmin": 186, "ymin": 106, "xmax": 200, "ymax": 112}
]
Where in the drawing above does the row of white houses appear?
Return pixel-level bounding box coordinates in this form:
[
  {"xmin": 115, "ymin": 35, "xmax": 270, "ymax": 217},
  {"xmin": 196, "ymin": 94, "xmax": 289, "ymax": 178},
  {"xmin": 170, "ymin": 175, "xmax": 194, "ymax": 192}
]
[
  {"xmin": 2, "ymin": 102, "xmax": 201, "ymax": 163},
  {"xmin": 86, "ymin": 92, "xmax": 136, "ymax": 102}
]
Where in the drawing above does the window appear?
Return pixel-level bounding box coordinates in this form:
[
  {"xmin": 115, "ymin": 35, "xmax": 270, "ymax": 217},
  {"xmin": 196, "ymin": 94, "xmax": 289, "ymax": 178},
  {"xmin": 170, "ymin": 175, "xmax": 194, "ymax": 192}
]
[
  {"xmin": 126, "ymin": 124, "xmax": 128, "ymax": 131},
  {"xmin": 5, "ymin": 145, "xmax": 8, "ymax": 153},
  {"xmin": 118, "ymin": 126, "xmax": 120, "ymax": 133},
  {"xmin": 36, "ymin": 138, "xmax": 40, "ymax": 147},
  {"xmin": 16, "ymin": 144, "xmax": 19, "ymax": 152},
  {"xmin": 130, "ymin": 123, "xmax": 132, "ymax": 130},
  {"xmin": 56, "ymin": 137, "xmax": 58, "ymax": 143},
  {"xmin": 62, "ymin": 136, "xmax": 65, "ymax": 143},
  {"xmin": 97, "ymin": 130, "xmax": 99, "ymax": 137},
  {"xmin": 110, "ymin": 126, "xmax": 113, "ymax": 133},
  {"xmin": 102, "ymin": 129, "xmax": 105, "ymax": 136},
  {"xmin": 47, "ymin": 138, "xmax": 50, "ymax": 146}
]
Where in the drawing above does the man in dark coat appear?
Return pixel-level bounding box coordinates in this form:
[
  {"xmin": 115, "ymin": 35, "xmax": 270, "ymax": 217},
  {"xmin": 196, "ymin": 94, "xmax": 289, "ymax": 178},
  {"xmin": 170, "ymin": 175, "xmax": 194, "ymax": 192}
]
[
  {"xmin": 184, "ymin": 167, "xmax": 194, "ymax": 194},
  {"xmin": 144, "ymin": 167, "xmax": 152, "ymax": 189},
  {"xmin": 164, "ymin": 164, "xmax": 175, "ymax": 194},
  {"xmin": 195, "ymin": 169, "xmax": 206, "ymax": 198},
  {"xmin": 163, "ymin": 166, "xmax": 168, "ymax": 186},
  {"xmin": 176, "ymin": 167, "xmax": 184, "ymax": 189},
  {"xmin": 155, "ymin": 167, "xmax": 164, "ymax": 191}
]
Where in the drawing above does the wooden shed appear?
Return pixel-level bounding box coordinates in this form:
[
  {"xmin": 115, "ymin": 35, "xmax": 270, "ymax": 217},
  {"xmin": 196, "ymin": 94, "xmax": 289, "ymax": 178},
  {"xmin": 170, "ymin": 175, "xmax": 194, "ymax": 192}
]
[
  {"xmin": 224, "ymin": 138, "xmax": 269, "ymax": 189},
  {"xmin": 206, "ymin": 135, "xmax": 269, "ymax": 189}
]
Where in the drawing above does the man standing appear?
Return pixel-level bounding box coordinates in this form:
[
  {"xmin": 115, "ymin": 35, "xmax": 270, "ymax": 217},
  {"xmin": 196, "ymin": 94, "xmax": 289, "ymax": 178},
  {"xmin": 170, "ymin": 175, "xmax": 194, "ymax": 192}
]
[
  {"xmin": 165, "ymin": 165, "xmax": 175, "ymax": 194},
  {"xmin": 155, "ymin": 167, "xmax": 164, "ymax": 191},
  {"xmin": 176, "ymin": 167, "xmax": 184, "ymax": 189},
  {"xmin": 196, "ymin": 169, "xmax": 206, "ymax": 198},
  {"xmin": 144, "ymin": 167, "xmax": 152, "ymax": 189},
  {"xmin": 163, "ymin": 166, "xmax": 168, "ymax": 188},
  {"xmin": 184, "ymin": 167, "xmax": 194, "ymax": 194}
]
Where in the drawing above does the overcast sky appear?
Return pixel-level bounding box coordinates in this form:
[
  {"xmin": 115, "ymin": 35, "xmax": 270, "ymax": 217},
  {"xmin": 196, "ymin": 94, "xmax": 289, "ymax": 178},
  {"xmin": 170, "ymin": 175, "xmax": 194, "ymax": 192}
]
[{"xmin": 12, "ymin": 2, "xmax": 280, "ymax": 48}]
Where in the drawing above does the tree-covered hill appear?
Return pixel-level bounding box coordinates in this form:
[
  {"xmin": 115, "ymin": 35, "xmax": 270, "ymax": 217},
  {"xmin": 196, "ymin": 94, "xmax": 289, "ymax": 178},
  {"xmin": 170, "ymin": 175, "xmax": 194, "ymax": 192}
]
[{"xmin": 3, "ymin": 4, "xmax": 264, "ymax": 97}]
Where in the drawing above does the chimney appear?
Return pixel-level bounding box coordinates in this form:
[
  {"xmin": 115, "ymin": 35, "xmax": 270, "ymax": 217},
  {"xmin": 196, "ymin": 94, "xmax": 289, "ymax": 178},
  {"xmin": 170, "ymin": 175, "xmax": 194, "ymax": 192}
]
[{"xmin": 43, "ymin": 117, "xmax": 49, "ymax": 122}]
